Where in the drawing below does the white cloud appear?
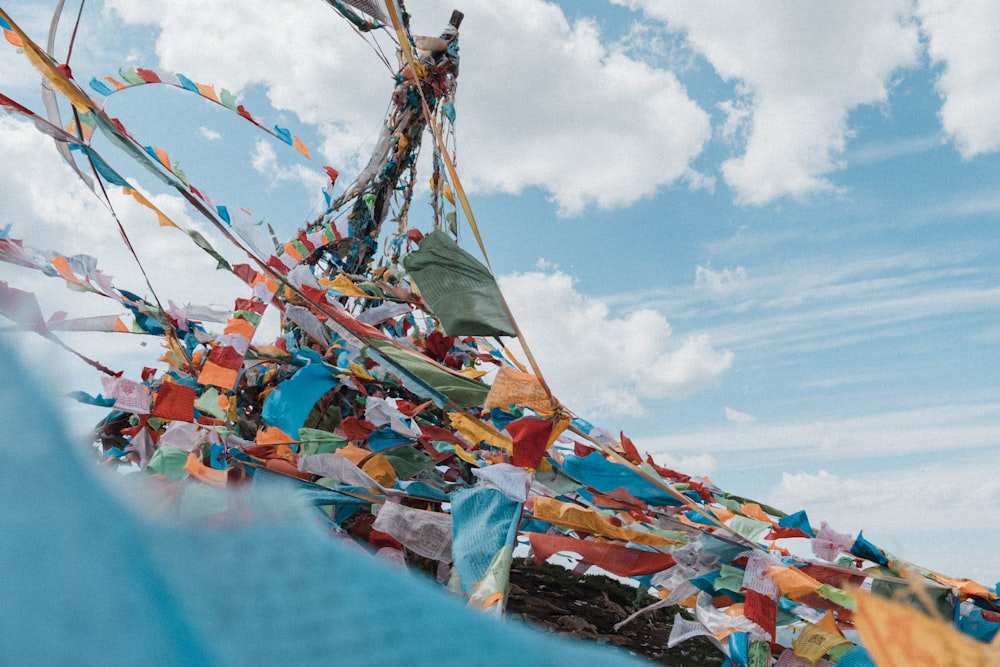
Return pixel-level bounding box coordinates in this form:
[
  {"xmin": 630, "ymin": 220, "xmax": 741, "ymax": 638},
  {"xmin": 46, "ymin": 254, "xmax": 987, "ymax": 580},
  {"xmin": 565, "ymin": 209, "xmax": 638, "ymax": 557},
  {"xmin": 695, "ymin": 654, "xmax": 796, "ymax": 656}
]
[
  {"xmin": 651, "ymin": 241, "xmax": 1000, "ymax": 356},
  {"xmin": 250, "ymin": 140, "xmax": 277, "ymax": 174},
  {"xmin": 104, "ymin": 0, "xmax": 392, "ymax": 173},
  {"xmin": 650, "ymin": 451, "xmax": 717, "ymax": 479},
  {"xmin": 443, "ymin": 3, "xmax": 712, "ymax": 216},
  {"xmin": 932, "ymin": 189, "xmax": 1000, "ymax": 217},
  {"xmin": 199, "ymin": 126, "xmax": 221, "ymax": 141},
  {"xmin": 768, "ymin": 465, "xmax": 1000, "ymax": 581},
  {"xmin": 641, "ymin": 402, "xmax": 1000, "ymax": 459},
  {"xmin": 104, "ymin": 0, "xmax": 711, "ymax": 217},
  {"xmin": 704, "ymin": 281, "xmax": 1000, "ymax": 355},
  {"xmin": 13, "ymin": 0, "xmax": 1000, "ymax": 220},
  {"xmin": 717, "ymin": 98, "xmax": 752, "ymax": 144},
  {"xmin": 249, "ymin": 139, "xmax": 327, "ymax": 202},
  {"xmin": 846, "ymin": 133, "xmax": 943, "ymax": 165},
  {"xmin": 499, "ymin": 268, "xmax": 732, "ymax": 417},
  {"xmin": 0, "ymin": 118, "xmax": 110, "ymax": 248},
  {"xmin": 917, "ymin": 0, "xmax": 1000, "ymax": 157},
  {"xmin": 0, "ymin": 15, "xmax": 50, "ymax": 91},
  {"xmin": 616, "ymin": 0, "xmax": 922, "ymax": 205},
  {"xmin": 724, "ymin": 406, "xmax": 755, "ymax": 424},
  {"xmin": 683, "ymin": 168, "xmax": 716, "ymax": 193},
  {"xmin": 695, "ymin": 265, "xmax": 747, "ymax": 296}
]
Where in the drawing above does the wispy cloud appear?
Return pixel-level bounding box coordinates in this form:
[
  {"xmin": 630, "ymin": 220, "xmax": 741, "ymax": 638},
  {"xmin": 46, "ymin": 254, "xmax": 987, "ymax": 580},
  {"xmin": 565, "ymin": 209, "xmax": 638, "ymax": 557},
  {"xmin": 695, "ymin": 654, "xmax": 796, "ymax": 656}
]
[
  {"xmin": 702, "ymin": 283, "xmax": 1000, "ymax": 354},
  {"xmin": 199, "ymin": 126, "xmax": 222, "ymax": 142},
  {"xmin": 845, "ymin": 133, "xmax": 944, "ymax": 164},
  {"xmin": 617, "ymin": 237, "xmax": 997, "ymax": 359},
  {"xmin": 640, "ymin": 401, "xmax": 1000, "ymax": 459},
  {"xmin": 694, "ymin": 265, "xmax": 748, "ymax": 296},
  {"xmin": 919, "ymin": 188, "xmax": 1000, "ymax": 220},
  {"xmin": 724, "ymin": 406, "xmax": 756, "ymax": 424},
  {"xmin": 249, "ymin": 139, "xmax": 327, "ymax": 202},
  {"xmin": 767, "ymin": 459, "xmax": 1000, "ymax": 582}
]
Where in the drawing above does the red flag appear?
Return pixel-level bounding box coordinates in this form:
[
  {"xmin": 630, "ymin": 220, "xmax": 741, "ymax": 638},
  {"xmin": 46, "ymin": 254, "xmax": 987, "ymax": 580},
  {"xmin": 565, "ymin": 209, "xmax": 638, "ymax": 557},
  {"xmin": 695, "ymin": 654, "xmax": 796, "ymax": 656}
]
[
  {"xmin": 620, "ymin": 431, "xmax": 642, "ymax": 464},
  {"xmin": 744, "ymin": 589, "xmax": 777, "ymax": 641},
  {"xmin": 151, "ymin": 382, "xmax": 196, "ymax": 423},
  {"xmin": 527, "ymin": 533, "xmax": 675, "ymax": 577},
  {"xmin": 507, "ymin": 416, "xmax": 553, "ymax": 469}
]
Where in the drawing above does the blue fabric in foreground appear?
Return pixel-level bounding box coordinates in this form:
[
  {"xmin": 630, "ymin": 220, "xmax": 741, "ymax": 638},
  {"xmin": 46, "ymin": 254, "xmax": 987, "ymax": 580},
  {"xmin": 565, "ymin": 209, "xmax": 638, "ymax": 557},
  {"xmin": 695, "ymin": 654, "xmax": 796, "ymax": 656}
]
[{"xmin": 0, "ymin": 351, "xmax": 645, "ymax": 666}]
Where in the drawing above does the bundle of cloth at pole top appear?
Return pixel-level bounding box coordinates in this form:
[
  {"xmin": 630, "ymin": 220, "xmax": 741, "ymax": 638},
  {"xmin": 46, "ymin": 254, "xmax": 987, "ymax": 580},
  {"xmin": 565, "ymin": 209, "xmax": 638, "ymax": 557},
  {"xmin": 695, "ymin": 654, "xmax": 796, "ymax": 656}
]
[{"xmin": 1, "ymin": 3, "xmax": 999, "ymax": 665}]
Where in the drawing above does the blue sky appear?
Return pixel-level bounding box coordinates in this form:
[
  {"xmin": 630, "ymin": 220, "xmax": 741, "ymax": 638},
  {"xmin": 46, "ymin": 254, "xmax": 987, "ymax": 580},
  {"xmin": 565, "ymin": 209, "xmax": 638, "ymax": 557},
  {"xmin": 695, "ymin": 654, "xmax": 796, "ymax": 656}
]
[{"xmin": 1, "ymin": 0, "xmax": 998, "ymax": 583}]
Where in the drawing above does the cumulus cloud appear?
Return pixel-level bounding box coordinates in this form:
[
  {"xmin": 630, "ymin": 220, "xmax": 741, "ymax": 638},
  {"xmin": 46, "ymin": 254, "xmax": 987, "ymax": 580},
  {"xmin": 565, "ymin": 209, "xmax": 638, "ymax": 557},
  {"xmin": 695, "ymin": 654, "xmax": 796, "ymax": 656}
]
[
  {"xmin": 0, "ymin": 118, "xmax": 244, "ymax": 297},
  {"xmin": 439, "ymin": 3, "xmax": 712, "ymax": 216},
  {"xmin": 499, "ymin": 268, "xmax": 732, "ymax": 417},
  {"xmin": 771, "ymin": 465, "xmax": 1000, "ymax": 532},
  {"xmin": 15, "ymin": 0, "xmax": 1000, "ymax": 219},
  {"xmin": 104, "ymin": 0, "xmax": 711, "ymax": 217},
  {"xmin": 616, "ymin": 0, "xmax": 922, "ymax": 205},
  {"xmin": 916, "ymin": 0, "xmax": 1000, "ymax": 157}
]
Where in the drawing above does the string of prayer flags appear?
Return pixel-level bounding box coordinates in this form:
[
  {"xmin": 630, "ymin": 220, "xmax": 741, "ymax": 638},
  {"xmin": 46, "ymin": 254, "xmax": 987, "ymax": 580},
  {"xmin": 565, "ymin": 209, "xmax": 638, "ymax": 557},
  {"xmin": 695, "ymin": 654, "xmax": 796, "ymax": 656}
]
[{"xmin": 88, "ymin": 66, "xmax": 313, "ymax": 159}]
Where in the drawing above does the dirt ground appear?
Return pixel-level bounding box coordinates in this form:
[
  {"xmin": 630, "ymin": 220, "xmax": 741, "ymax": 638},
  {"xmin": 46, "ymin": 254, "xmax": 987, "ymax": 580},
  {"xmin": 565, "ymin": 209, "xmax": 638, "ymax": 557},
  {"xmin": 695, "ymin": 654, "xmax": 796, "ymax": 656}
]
[{"xmin": 505, "ymin": 560, "xmax": 725, "ymax": 665}]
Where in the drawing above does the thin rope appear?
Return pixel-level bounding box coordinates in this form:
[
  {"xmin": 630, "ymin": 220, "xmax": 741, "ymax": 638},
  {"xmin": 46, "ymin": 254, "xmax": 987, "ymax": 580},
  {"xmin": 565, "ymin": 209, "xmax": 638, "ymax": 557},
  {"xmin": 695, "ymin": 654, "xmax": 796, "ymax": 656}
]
[
  {"xmin": 65, "ymin": 0, "xmax": 85, "ymax": 62},
  {"xmin": 385, "ymin": 0, "xmax": 557, "ymax": 404}
]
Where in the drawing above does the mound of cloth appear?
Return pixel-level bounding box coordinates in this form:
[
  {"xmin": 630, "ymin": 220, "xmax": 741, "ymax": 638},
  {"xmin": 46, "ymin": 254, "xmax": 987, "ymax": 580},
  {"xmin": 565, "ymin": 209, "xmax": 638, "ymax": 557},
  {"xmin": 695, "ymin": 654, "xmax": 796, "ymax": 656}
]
[{"xmin": 1, "ymin": 3, "xmax": 999, "ymax": 665}]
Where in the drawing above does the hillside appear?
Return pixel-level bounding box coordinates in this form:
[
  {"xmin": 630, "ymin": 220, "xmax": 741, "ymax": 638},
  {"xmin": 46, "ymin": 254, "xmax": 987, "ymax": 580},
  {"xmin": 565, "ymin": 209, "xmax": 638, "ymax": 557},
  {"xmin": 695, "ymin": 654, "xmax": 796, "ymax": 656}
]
[{"xmin": 507, "ymin": 560, "xmax": 724, "ymax": 665}]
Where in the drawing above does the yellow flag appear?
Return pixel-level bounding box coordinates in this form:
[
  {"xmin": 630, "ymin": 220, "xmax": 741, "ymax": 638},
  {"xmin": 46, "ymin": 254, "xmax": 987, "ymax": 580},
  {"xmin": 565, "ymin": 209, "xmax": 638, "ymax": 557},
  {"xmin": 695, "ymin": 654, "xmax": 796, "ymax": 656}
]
[
  {"xmin": 361, "ymin": 453, "xmax": 397, "ymax": 487},
  {"xmin": 319, "ymin": 274, "xmax": 370, "ymax": 298},
  {"xmin": 792, "ymin": 622, "xmax": 851, "ymax": 662},
  {"xmin": 2, "ymin": 10, "xmax": 95, "ymax": 113},
  {"xmin": 123, "ymin": 187, "xmax": 179, "ymax": 228},
  {"xmin": 456, "ymin": 367, "xmax": 488, "ymax": 380},
  {"xmin": 854, "ymin": 591, "xmax": 1000, "ymax": 666},
  {"xmin": 447, "ymin": 411, "xmax": 512, "ymax": 452},
  {"xmin": 531, "ymin": 497, "xmax": 679, "ymax": 547}
]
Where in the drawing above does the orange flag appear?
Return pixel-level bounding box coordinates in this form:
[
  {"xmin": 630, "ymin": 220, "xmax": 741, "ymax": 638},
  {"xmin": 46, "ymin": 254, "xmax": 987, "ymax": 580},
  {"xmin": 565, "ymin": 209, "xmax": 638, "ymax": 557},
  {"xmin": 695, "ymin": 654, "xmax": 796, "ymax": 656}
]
[
  {"xmin": 766, "ymin": 564, "xmax": 822, "ymax": 599},
  {"xmin": 483, "ymin": 366, "xmax": 558, "ymax": 416},
  {"xmin": 183, "ymin": 452, "xmax": 227, "ymax": 489}
]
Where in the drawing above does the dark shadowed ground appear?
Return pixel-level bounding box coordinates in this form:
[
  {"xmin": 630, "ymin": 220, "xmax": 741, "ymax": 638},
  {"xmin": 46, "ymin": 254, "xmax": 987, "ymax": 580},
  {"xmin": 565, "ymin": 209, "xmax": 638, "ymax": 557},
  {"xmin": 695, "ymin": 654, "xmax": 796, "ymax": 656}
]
[{"xmin": 506, "ymin": 560, "xmax": 725, "ymax": 665}]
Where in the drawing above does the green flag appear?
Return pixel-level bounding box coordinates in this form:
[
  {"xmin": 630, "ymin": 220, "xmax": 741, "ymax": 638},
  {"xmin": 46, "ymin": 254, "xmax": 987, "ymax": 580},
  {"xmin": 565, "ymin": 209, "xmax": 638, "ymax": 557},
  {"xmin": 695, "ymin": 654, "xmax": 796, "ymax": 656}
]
[{"xmin": 402, "ymin": 230, "xmax": 516, "ymax": 337}]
